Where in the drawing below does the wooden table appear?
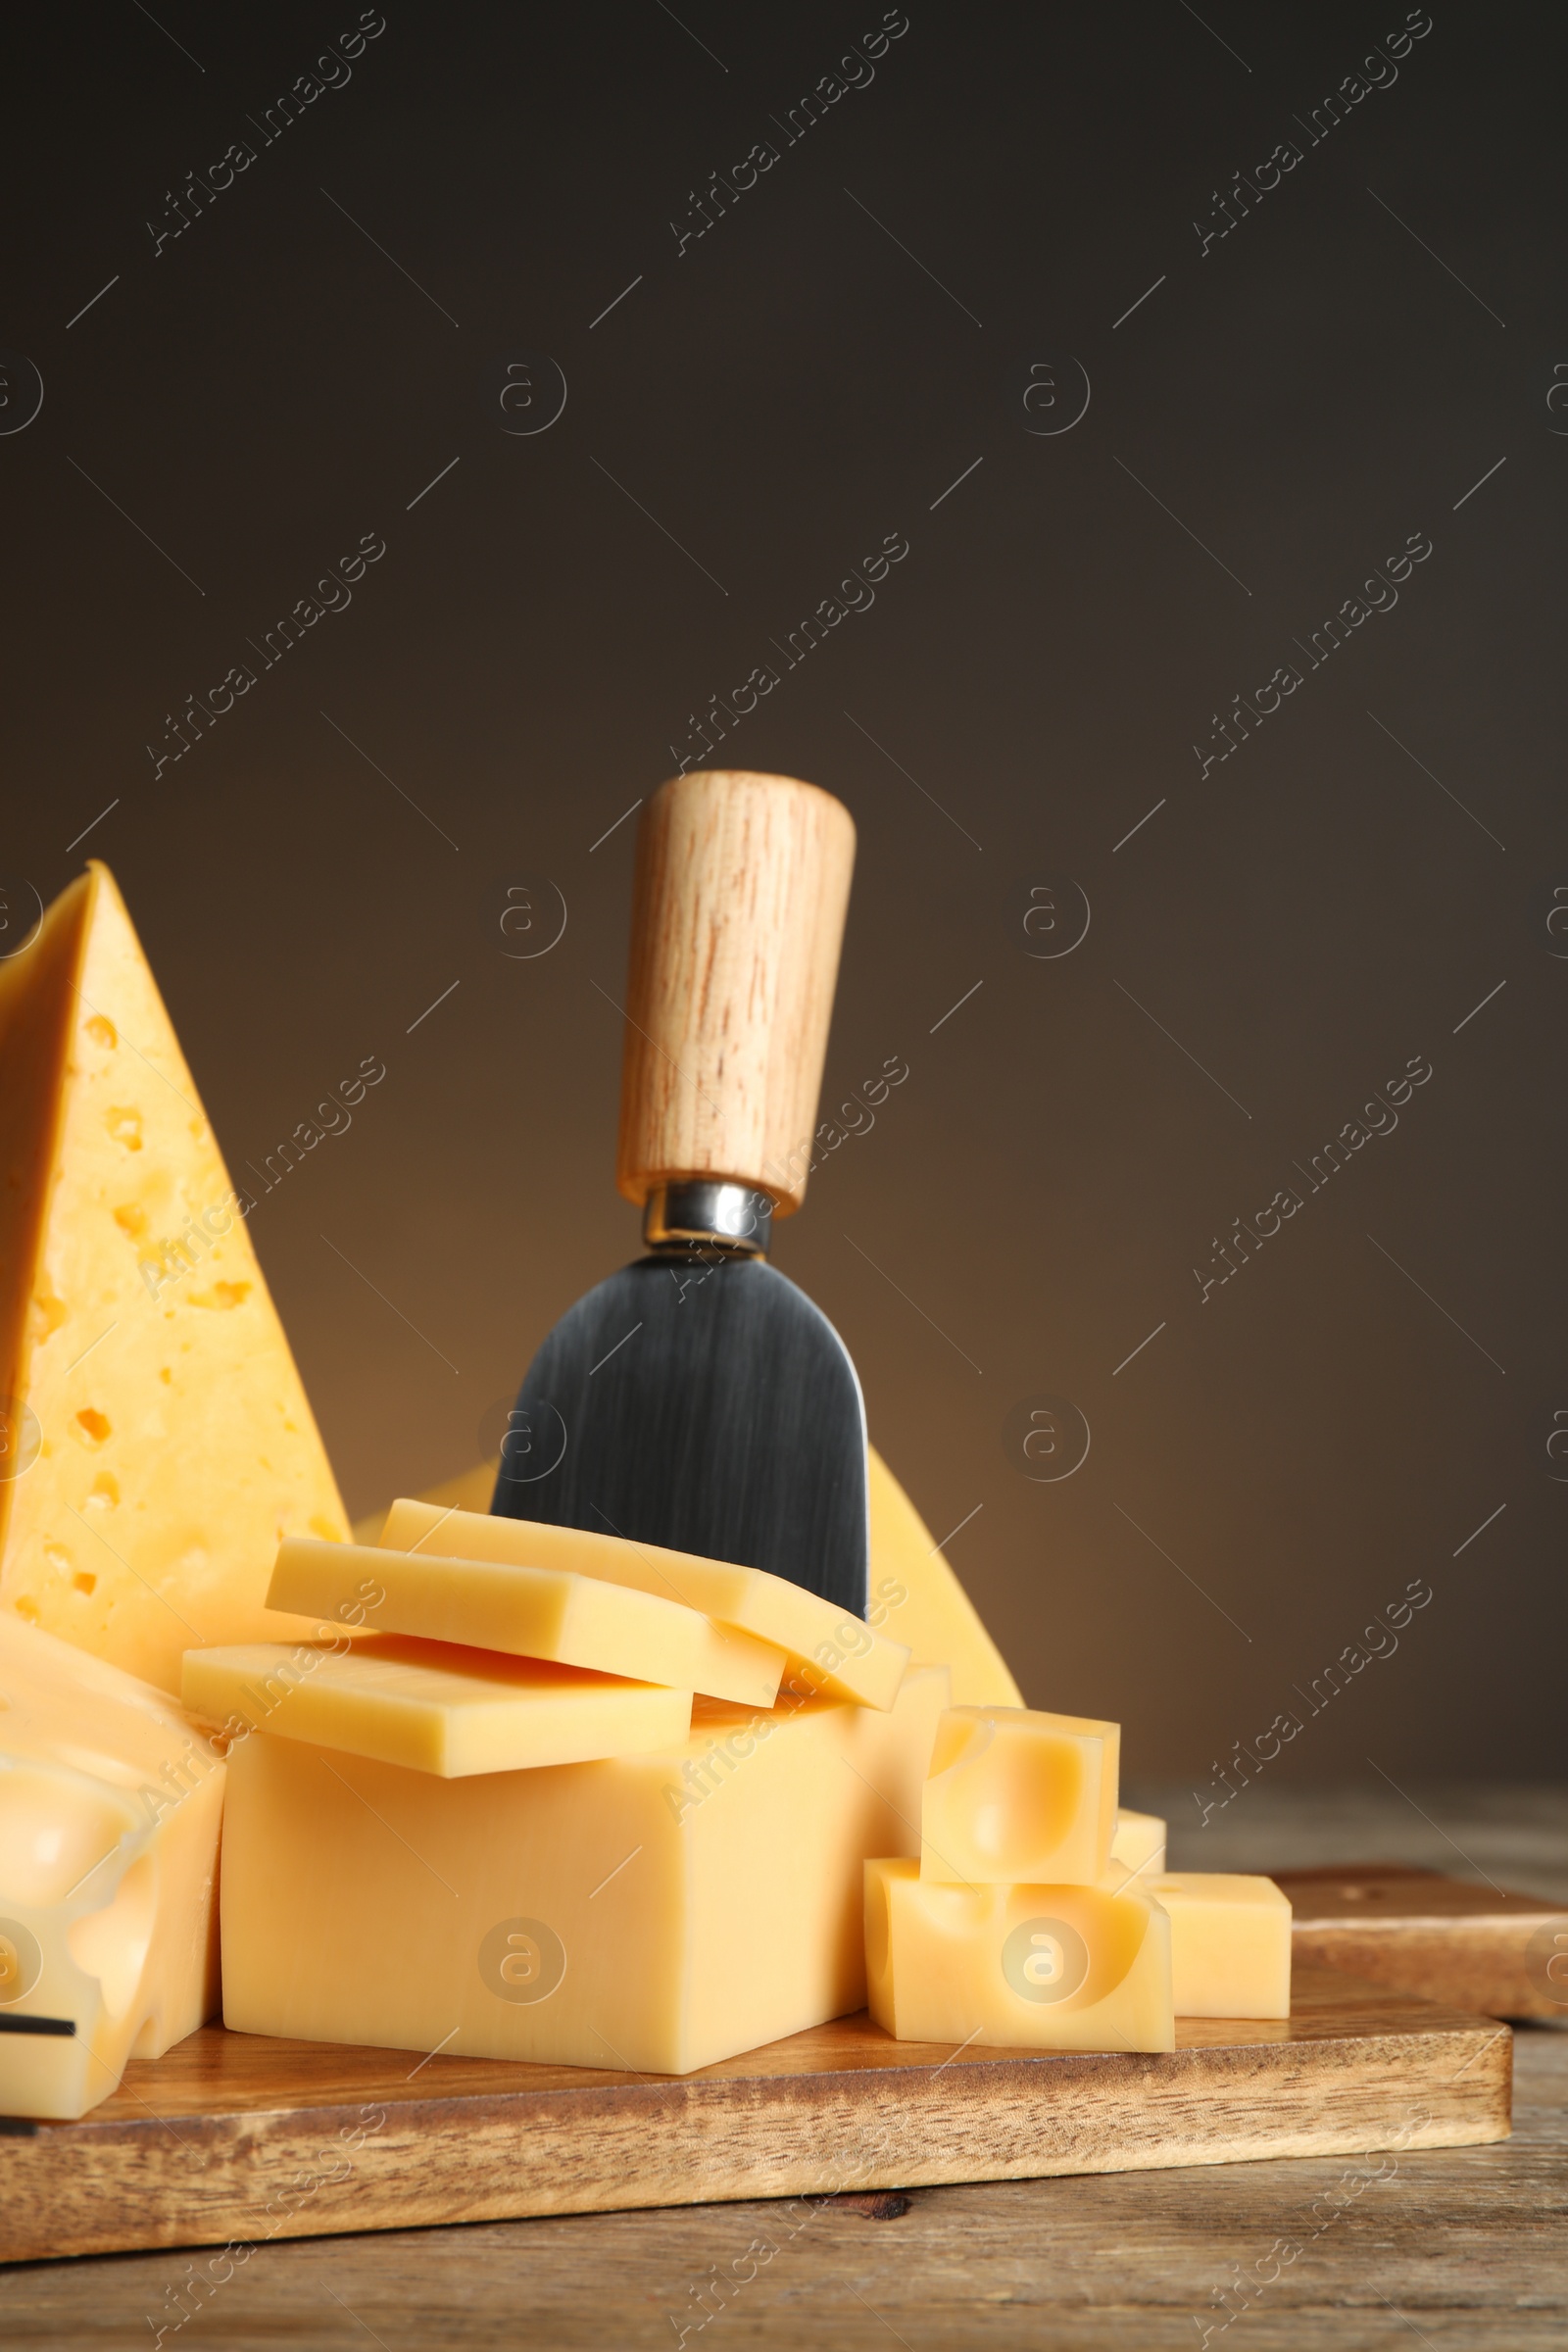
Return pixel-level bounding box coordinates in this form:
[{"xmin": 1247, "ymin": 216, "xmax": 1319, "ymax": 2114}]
[{"xmin": 4, "ymin": 1785, "xmax": 1564, "ymax": 2349}]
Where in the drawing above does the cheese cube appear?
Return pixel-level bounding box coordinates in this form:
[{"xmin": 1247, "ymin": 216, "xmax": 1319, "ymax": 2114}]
[
  {"xmin": 1151, "ymin": 1873, "xmax": 1293, "ymax": 2018},
  {"xmin": 920, "ymin": 1706, "xmax": 1119, "ymax": 1886},
  {"xmin": 268, "ymin": 1537, "xmax": 783, "ymax": 1708},
  {"xmin": 381, "ymin": 1498, "xmax": 911, "ymax": 1710},
  {"xmin": 182, "ymin": 1638, "xmax": 693, "ymax": 1778},
  {"xmin": 0, "ymin": 1616, "xmax": 223, "ymax": 2119},
  {"xmin": 219, "ymin": 1667, "xmax": 951, "ymax": 2075},
  {"xmin": 864, "ymin": 1858, "xmax": 1173, "ymax": 2052},
  {"xmin": 0, "ymin": 862, "xmax": 346, "ymax": 1693},
  {"xmin": 1108, "ymin": 1807, "xmax": 1167, "ymax": 1884}
]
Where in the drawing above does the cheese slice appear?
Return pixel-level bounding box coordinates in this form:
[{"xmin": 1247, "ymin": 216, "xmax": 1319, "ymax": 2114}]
[
  {"xmin": 182, "ymin": 1636, "xmax": 693, "ymax": 1777},
  {"xmin": 0, "ymin": 1614, "xmax": 223, "ymax": 2119},
  {"xmin": 220, "ymin": 1665, "xmax": 951, "ymax": 2074},
  {"xmin": 866, "ymin": 1446, "xmax": 1022, "ymax": 1705},
  {"xmin": 367, "ymin": 1446, "xmax": 1020, "ymax": 1705},
  {"xmin": 1150, "ymin": 1873, "xmax": 1293, "ymax": 2018},
  {"xmin": 0, "ymin": 863, "xmax": 345, "ymax": 1692},
  {"xmin": 267, "ymin": 1537, "xmax": 784, "ymax": 1707},
  {"xmin": 920, "ymin": 1706, "xmax": 1120, "ymax": 1887},
  {"xmin": 864, "ymin": 1857, "xmax": 1173, "ymax": 2052},
  {"xmin": 1108, "ymin": 1807, "xmax": 1167, "ymax": 1884},
  {"xmin": 380, "ymin": 1498, "xmax": 910, "ymax": 1710}
]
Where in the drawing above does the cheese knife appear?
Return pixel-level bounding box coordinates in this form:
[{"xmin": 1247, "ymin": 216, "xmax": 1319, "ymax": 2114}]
[{"xmin": 493, "ymin": 768, "xmax": 868, "ymax": 1615}]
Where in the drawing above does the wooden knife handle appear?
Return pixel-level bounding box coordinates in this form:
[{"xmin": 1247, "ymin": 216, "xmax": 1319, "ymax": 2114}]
[{"xmin": 616, "ymin": 769, "xmax": 856, "ymax": 1216}]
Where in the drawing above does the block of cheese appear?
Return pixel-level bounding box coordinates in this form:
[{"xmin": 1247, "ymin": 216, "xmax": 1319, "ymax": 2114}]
[
  {"xmin": 360, "ymin": 1446, "xmax": 1021, "ymax": 1705},
  {"xmin": 380, "ymin": 1498, "xmax": 910, "ymax": 1710},
  {"xmin": 0, "ymin": 1614, "xmax": 223, "ymax": 2119},
  {"xmin": 220, "ymin": 1665, "xmax": 952, "ymax": 2074},
  {"xmin": 866, "ymin": 1446, "xmax": 1022, "ymax": 1705},
  {"xmin": 268, "ymin": 1537, "xmax": 784, "ymax": 1709},
  {"xmin": 0, "ymin": 862, "xmax": 346, "ymax": 1693},
  {"xmin": 1108, "ymin": 1807, "xmax": 1167, "ymax": 1884},
  {"xmin": 920, "ymin": 1705, "xmax": 1119, "ymax": 1887},
  {"xmin": 864, "ymin": 1858, "xmax": 1173, "ymax": 2053},
  {"xmin": 182, "ymin": 1636, "xmax": 692, "ymax": 1777},
  {"xmin": 1151, "ymin": 1873, "xmax": 1293, "ymax": 2019}
]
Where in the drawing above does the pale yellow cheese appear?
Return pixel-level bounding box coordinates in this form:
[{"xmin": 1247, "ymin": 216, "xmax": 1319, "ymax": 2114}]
[
  {"xmin": 1150, "ymin": 1873, "xmax": 1293, "ymax": 2019},
  {"xmin": 0, "ymin": 1615, "xmax": 223, "ymax": 2118},
  {"xmin": 267, "ymin": 1537, "xmax": 784, "ymax": 1708},
  {"xmin": 182, "ymin": 1636, "xmax": 692, "ymax": 1777},
  {"xmin": 381, "ymin": 1498, "xmax": 909, "ymax": 1710},
  {"xmin": 370, "ymin": 1446, "xmax": 1023, "ymax": 1706},
  {"xmin": 1108, "ymin": 1807, "xmax": 1167, "ymax": 1884},
  {"xmin": 920, "ymin": 1706, "xmax": 1119, "ymax": 1887},
  {"xmin": 864, "ymin": 1858, "xmax": 1173, "ymax": 2052},
  {"xmin": 0, "ymin": 863, "xmax": 345, "ymax": 1693},
  {"xmin": 866, "ymin": 1447, "xmax": 1022, "ymax": 1705},
  {"xmin": 220, "ymin": 1664, "xmax": 951, "ymax": 2074}
]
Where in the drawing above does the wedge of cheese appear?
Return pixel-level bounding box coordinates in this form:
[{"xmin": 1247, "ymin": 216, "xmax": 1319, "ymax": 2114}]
[
  {"xmin": 380, "ymin": 1498, "xmax": 909, "ymax": 1710},
  {"xmin": 0, "ymin": 863, "xmax": 345, "ymax": 1692},
  {"xmin": 866, "ymin": 1447, "xmax": 1022, "ymax": 1705},
  {"xmin": 367, "ymin": 1446, "xmax": 1021, "ymax": 1705},
  {"xmin": 220, "ymin": 1664, "xmax": 952, "ymax": 2074},
  {"xmin": 268, "ymin": 1537, "xmax": 785, "ymax": 1707},
  {"xmin": 182, "ymin": 1636, "xmax": 693, "ymax": 1777},
  {"xmin": 0, "ymin": 1614, "xmax": 223, "ymax": 2119}
]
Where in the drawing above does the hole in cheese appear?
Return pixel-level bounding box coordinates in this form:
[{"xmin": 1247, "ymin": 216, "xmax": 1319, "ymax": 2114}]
[
  {"xmin": 105, "ymin": 1106, "xmax": 143, "ymax": 1151},
  {"xmin": 85, "ymin": 1014, "xmax": 118, "ymax": 1050},
  {"xmin": 74, "ymin": 1408, "xmax": 112, "ymax": 1446},
  {"xmin": 113, "ymin": 1204, "xmax": 148, "ymax": 1240},
  {"xmin": 73, "ymin": 1572, "xmax": 97, "ymax": 1595},
  {"xmin": 189, "ymin": 1282, "xmax": 251, "ymax": 1312}
]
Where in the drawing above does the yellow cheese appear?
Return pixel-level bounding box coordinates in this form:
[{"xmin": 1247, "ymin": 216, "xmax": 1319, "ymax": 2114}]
[
  {"xmin": 220, "ymin": 1664, "xmax": 951, "ymax": 2074},
  {"xmin": 0, "ymin": 863, "xmax": 346, "ymax": 1693},
  {"xmin": 0, "ymin": 1614, "xmax": 223, "ymax": 2118},
  {"xmin": 1151, "ymin": 1873, "xmax": 1293, "ymax": 2019},
  {"xmin": 182, "ymin": 1636, "xmax": 692, "ymax": 1777},
  {"xmin": 1108, "ymin": 1807, "xmax": 1167, "ymax": 1884},
  {"xmin": 380, "ymin": 1498, "xmax": 909, "ymax": 1710},
  {"xmin": 267, "ymin": 1537, "xmax": 784, "ymax": 1708},
  {"xmin": 864, "ymin": 1858, "xmax": 1173, "ymax": 2052},
  {"xmin": 920, "ymin": 1706, "xmax": 1119, "ymax": 1887},
  {"xmin": 371, "ymin": 1446, "xmax": 1022, "ymax": 1705},
  {"xmin": 866, "ymin": 1446, "xmax": 1022, "ymax": 1705}
]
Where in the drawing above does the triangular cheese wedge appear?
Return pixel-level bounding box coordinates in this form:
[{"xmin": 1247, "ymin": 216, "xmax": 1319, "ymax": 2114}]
[{"xmin": 0, "ymin": 862, "xmax": 345, "ymax": 1691}]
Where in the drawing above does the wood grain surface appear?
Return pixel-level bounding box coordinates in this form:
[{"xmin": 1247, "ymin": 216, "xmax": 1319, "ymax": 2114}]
[
  {"xmin": 3, "ymin": 1786, "xmax": 1564, "ymax": 2349},
  {"xmin": 1280, "ymin": 1864, "xmax": 1568, "ymax": 2020},
  {"xmin": 0, "ymin": 1969, "xmax": 1509, "ymax": 2266},
  {"xmin": 615, "ymin": 769, "xmax": 856, "ymax": 1214}
]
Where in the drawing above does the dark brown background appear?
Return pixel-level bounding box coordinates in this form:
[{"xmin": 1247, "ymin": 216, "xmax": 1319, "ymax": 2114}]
[{"xmin": 3, "ymin": 2, "xmax": 1561, "ymax": 1789}]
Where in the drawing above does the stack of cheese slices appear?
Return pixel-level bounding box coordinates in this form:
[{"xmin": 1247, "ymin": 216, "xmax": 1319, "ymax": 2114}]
[{"xmin": 868, "ymin": 1707, "xmax": 1292, "ymax": 2051}]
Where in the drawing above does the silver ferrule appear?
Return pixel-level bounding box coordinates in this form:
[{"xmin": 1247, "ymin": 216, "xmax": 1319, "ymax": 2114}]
[{"xmin": 643, "ymin": 1180, "xmax": 774, "ymax": 1256}]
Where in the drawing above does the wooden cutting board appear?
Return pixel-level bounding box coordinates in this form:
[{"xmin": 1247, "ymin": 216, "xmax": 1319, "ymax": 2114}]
[
  {"xmin": 0, "ymin": 1968, "xmax": 1509, "ymax": 2264},
  {"xmin": 1280, "ymin": 1863, "xmax": 1568, "ymax": 2018}
]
